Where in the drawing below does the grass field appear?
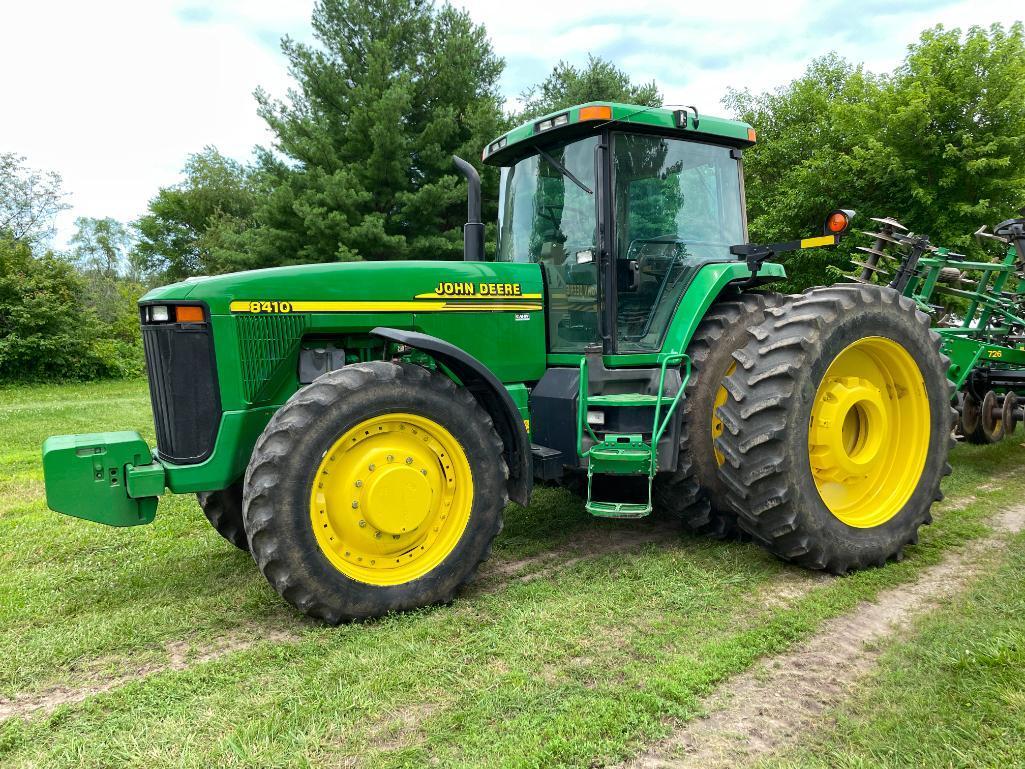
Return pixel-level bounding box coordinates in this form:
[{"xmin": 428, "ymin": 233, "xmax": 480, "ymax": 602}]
[{"xmin": 1, "ymin": 379, "xmax": 1024, "ymax": 768}]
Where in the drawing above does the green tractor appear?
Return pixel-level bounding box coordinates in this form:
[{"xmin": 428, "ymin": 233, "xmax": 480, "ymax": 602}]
[{"xmin": 42, "ymin": 102, "xmax": 953, "ymax": 622}]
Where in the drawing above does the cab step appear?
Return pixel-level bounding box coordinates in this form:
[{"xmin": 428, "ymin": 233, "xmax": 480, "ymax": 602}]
[
  {"xmin": 587, "ymin": 434, "xmax": 653, "ymax": 475},
  {"xmin": 575, "ymin": 353, "xmax": 689, "ymax": 520},
  {"xmin": 585, "ymin": 499, "xmax": 652, "ymax": 518},
  {"xmin": 586, "ymin": 471, "xmax": 654, "ymax": 518}
]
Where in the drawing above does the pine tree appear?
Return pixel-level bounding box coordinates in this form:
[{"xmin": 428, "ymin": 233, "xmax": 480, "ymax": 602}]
[{"xmin": 222, "ymin": 0, "xmax": 507, "ymax": 268}]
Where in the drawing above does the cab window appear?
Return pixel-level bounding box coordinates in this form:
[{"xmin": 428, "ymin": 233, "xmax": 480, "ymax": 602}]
[
  {"xmin": 497, "ymin": 136, "xmax": 600, "ymax": 352},
  {"xmin": 612, "ymin": 134, "xmax": 745, "ymax": 351}
]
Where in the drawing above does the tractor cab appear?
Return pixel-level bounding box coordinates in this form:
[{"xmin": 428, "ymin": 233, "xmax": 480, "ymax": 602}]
[
  {"xmin": 479, "ymin": 103, "xmax": 760, "ymax": 516},
  {"xmin": 482, "ymin": 102, "xmax": 755, "ymax": 357}
]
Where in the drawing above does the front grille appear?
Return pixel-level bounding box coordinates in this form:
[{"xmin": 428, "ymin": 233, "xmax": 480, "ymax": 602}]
[
  {"xmin": 235, "ymin": 313, "xmax": 309, "ymax": 404},
  {"xmin": 142, "ymin": 322, "xmax": 221, "ymax": 464}
]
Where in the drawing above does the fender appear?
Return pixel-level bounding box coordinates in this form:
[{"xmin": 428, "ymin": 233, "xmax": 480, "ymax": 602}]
[
  {"xmin": 370, "ymin": 327, "xmax": 532, "ymax": 506},
  {"xmin": 660, "ymin": 261, "xmax": 787, "ymax": 356}
]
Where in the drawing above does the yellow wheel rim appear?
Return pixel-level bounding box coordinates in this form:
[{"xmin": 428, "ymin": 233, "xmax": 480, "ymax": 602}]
[
  {"xmin": 310, "ymin": 413, "xmax": 473, "ymax": 586},
  {"xmin": 711, "ymin": 361, "xmax": 735, "ymax": 467},
  {"xmin": 808, "ymin": 337, "xmax": 930, "ymax": 528}
]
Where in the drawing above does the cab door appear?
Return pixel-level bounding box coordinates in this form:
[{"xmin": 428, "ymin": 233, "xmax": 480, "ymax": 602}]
[{"xmin": 496, "ymin": 135, "xmax": 603, "ymax": 353}]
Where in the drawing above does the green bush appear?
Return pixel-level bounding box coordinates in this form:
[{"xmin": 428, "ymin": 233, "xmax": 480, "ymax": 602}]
[{"xmin": 0, "ymin": 237, "xmax": 143, "ymax": 382}]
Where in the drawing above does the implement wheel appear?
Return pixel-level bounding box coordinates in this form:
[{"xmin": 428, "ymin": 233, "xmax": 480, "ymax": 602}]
[
  {"xmin": 1002, "ymin": 392, "xmax": 1018, "ymax": 436},
  {"xmin": 243, "ymin": 362, "xmax": 506, "ymax": 623},
  {"xmin": 653, "ymin": 291, "xmax": 782, "ymax": 538},
  {"xmin": 196, "ymin": 483, "xmax": 249, "ymax": 551},
  {"xmin": 961, "ymin": 393, "xmax": 982, "ymax": 440},
  {"xmin": 964, "ymin": 391, "xmax": 1003, "ymax": 444},
  {"xmin": 716, "ymin": 284, "xmax": 953, "ymax": 574}
]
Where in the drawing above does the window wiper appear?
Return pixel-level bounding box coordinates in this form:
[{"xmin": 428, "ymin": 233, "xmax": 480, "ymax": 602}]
[{"xmin": 536, "ymin": 147, "xmax": 593, "ymax": 195}]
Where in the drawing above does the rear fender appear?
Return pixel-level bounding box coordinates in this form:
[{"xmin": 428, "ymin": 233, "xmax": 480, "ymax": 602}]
[{"xmin": 660, "ymin": 261, "xmax": 787, "ymax": 355}]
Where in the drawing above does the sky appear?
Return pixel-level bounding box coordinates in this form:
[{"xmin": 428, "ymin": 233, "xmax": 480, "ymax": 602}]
[{"xmin": 2, "ymin": 0, "xmax": 1019, "ymax": 246}]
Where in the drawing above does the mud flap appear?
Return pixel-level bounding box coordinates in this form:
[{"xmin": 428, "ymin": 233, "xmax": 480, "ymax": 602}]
[{"xmin": 42, "ymin": 431, "xmax": 164, "ymax": 526}]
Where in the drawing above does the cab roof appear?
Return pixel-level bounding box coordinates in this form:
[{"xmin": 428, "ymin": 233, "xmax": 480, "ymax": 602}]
[{"xmin": 482, "ymin": 101, "xmax": 756, "ymax": 166}]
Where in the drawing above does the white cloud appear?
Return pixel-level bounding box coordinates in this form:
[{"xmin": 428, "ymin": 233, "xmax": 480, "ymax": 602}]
[
  {"xmin": 2, "ymin": 0, "xmax": 314, "ymax": 246},
  {"xmin": 2, "ymin": 0, "xmax": 1019, "ymax": 247},
  {"xmin": 459, "ymin": 0, "xmax": 1020, "ymax": 113}
]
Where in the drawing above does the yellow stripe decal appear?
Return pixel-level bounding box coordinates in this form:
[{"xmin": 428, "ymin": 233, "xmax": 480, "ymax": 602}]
[
  {"xmin": 800, "ymin": 235, "xmax": 838, "ymax": 249},
  {"xmin": 229, "ymin": 300, "xmax": 541, "ymax": 314}
]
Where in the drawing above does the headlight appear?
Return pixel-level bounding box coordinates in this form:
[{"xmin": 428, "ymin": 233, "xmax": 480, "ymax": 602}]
[{"xmin": 150, "ymin": 306, "xmax": 170, "ymax": 322}]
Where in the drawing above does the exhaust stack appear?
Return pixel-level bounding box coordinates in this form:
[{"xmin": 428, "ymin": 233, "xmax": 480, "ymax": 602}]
[{"xmin": 452, "ymin": 156, "xmax": 484, "ymax": 262}]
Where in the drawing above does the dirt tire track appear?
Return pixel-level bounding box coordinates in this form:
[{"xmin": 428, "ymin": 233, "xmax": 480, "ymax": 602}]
[
  {"xmin": 619, "ymin": 504, "xmax": 1025, "ymax": 769},
  {"xmin": 0, "ymin": 629, "xmax": 298, "ymax": 722},
  {"xmin": 473, "ymin": 519, "xmax": 681, "ymax": 590}
]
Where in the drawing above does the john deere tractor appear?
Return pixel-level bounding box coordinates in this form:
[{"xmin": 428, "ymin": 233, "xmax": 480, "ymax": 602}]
[{"xmin": 42, "ymin": 103, "xmax": 953, "ymax": 622}]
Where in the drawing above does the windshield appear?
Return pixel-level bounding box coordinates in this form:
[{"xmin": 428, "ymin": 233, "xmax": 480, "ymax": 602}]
[
  {"xmin": 612, "ymin": 134, "xmax": 746, "ymax": 351},
  {"xmin": 494, "ymin": 132, "xmax": 746, "ymax": 354},
  {"xmin": 497, "ymin": 136, "xmax": 600, "ymax": 352}
]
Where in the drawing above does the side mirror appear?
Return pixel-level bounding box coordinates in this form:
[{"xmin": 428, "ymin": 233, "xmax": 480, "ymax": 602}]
[{"xmin": 824, "ymin": 209, "xmax": 856, "ymax": 238}]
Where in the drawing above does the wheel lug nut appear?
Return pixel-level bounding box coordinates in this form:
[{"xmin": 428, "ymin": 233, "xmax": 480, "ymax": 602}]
[
  {"xmin": 375, "ymin": 532, "xmax": 381, "ymax": 539},
  {"xmin": 355, "ymin": 480, "xmax": 363, "ymax": 488},
  {"xmin": 352, "ymin": 500, "xmax": 359, "ymax": 509},
  {"xmin": 387, "ymin": 455, "xmax": 394, "ymax": 462},
  {"xmin": 406, "ymin": 457, "xmax": 413, "ymax": 464},
  {"xmin": 420, "ymin": 469, "xmax": 427, "ymax": 476},
  {"xmin": 358, "ymin": 520, "xmax": 366, "ymax": 527},
  {"xmin": 368, "ymin": 464, "xmax": 375, "ymax": 472}
]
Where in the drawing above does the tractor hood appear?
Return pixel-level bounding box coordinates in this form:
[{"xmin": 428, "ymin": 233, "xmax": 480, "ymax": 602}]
[{"xmin": 140, "ymin": 260, "xmax": 545, "ymax": 316}]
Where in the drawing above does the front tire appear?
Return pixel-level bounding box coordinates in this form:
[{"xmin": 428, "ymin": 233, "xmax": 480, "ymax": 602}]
[
  {"xmin": 243, "ymin": 361, "xmax": 507, "ymax": 623},
  {"xmin": 716, "ymin": 284, "xmax": 953, "ymax": 574},
  {"xmin": 196, "ymin": 484, "xmax": 249, "ymax": 551}
]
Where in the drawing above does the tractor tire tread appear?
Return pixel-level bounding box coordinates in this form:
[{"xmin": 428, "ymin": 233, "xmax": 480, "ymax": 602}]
[
  {"xmin": 715, "ymin": 283, "xmax": 954, "ymax": 574},
  {"xmin": 196, "ymin": 484, "xmax": 249, "ymax": 551},
  {"xmin": 653, "ymin": 290, "xmax": 783, "ymax": 539},
  {"xmin": 243, "ymin": 361, "xmax": 507, "ymax": 624}
]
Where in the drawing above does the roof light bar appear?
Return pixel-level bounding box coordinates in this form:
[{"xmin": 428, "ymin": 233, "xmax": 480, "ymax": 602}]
[{"xmin": 534, "ymin": 112, "xmax": 569, "ymax": 133}]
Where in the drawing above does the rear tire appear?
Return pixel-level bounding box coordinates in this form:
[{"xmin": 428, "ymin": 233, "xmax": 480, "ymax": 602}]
[
  {"xmin": 196, "ymin": 484, "xmax": 249, "ymax": 551},
  {"xmin": 653, "ymin": 291, "xmax": 782, "ymax": 538},
  {"xmin": 716, "ymin": 284, "xmax": 953, "ymax": 574},
  {"xmin": 243, "ymin": 361, "xmax": 507, "ymax": 623}
]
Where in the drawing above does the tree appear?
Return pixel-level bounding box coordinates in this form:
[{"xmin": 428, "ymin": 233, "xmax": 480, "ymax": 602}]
[
  {"xmin": 0, "ymin": 153, "xmax": 69, "ymax": 243},
  {"xmin": 517, "ymin": 55, "xmax": 661, "ymax": 121},
  {"xmin": 0, "ymin": 237, "xmax": 136, "ymax": 381},
  {"xmin": 727, "ymin": 23, "xmax": 1025, "ymax": 291},
  {"xmin": 134, "ymin": 148, "xmax": 259, "ymax": 281},
  {"xmin": 71, "ymin": 216, "xmax": 134, "ymax": 278},
  {"xmin": 69, "ymin": 216, "xmax": 147, "ymax": 371},
  {"xmin": 218, "ymin": 0, "xmax": 507, "ymax": 268}
]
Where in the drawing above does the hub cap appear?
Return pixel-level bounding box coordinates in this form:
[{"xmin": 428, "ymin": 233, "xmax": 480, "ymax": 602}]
[
  {"xmin": 808, "ymin": 337, "xmax": 930, "ymax": 528},
  {"xmin": 310, "ymin": 413, "xmax": 473, "ymax": 585}
]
